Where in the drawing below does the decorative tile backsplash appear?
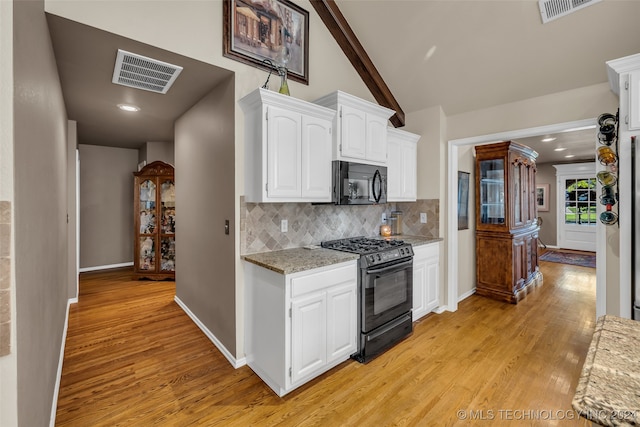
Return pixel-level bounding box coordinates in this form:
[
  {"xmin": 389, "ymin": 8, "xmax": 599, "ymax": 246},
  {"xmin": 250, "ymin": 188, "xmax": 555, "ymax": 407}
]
[
  {"xmin": 0, "ymin": 201, "xmax": 11, "ymax": 357},
  {"xmin": 240, "ymin": 197, "xmax": 439, "ymax": 254}
]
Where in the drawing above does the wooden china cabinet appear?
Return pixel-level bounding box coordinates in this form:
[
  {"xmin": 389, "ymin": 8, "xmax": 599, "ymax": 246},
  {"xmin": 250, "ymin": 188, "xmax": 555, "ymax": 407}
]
[
  {"xmin": 133, "ymin": 161, "xmax": 175, "ymax": 280},
  {"xmin": 474, "ymin": 141, "xmax": 542, "ymax": 303}
]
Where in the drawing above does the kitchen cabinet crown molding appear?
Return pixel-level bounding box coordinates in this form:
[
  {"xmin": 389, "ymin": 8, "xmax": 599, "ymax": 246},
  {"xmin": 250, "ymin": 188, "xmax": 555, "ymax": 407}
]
[
  {"xmin": 387, "ymin": 127, "xmax": 421, "ymax": 143},
  {"xmin": 313, "ymin": 90, "xmax": 394, "ymax": 119},
  {"xmin": 606, "ymin": 52, "xmax": 640, "ymax": 95},
  {"xmin": 239, "ymin": 88, "xmax": 335, "ymax": 121}
]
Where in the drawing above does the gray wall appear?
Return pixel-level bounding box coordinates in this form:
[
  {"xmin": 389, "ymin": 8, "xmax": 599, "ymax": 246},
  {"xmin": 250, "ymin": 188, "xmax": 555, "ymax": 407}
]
[
  {"xmin": 13, "ymin": 1, "xmax": 70, "ymax": 425},
  {"xmin": 175, "ymin": 77, "xmax": 237, "ymax": 356},
  {"xmin": 79, "ymin": 144, "xmax": 139, "ymax": 269},
  {"xmin": 140, "ymin": 141, "xmax": 174, "ymax": 166},
  {"xmin": 536, "ymin": 162, "xmax": 558, "ymax": 247}
]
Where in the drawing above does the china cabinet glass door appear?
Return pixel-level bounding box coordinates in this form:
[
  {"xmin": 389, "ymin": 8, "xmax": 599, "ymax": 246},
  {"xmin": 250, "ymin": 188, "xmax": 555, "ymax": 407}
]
[
  {"xmin": 139, "ymin": 179, "xmax": 157, "ymax": 271},
  {"xmin": 479, "ymin": 159, "xmax": 505, "ymax": 225},
  {"xmin": 160, "ymin": 179, "xmax": 175, "ymax": 272}
]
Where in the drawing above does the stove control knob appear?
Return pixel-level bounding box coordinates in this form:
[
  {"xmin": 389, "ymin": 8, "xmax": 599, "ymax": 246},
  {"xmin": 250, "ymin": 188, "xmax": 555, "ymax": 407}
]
[
  {"xmin": 369, "ymin": 255, "xmax": 376, "ymax": 263},
  {"xmin": 377, "ymin": 254, "xmax": 382, "ymax": 261}
]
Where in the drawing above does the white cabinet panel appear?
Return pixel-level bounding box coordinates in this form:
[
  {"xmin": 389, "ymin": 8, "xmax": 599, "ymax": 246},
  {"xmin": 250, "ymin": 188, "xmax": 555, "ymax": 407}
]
[
  {"xmin": 326, "ymin": 283, "xmax": 357, "ymax": 363},
  {"xmin": 302, "ymin": 115, "xmax": 332, "ymax": 199},
  {"xmin": 629, "ymin": 70, "xmax": 640, "ymax": 130},
  {"xmin": 291, "ymin": 292, "xmax": 327, "ymax": 384},
  {"xmin": 387, "ymin": 128, "xmax": 419, "ymax": 201},
  {"xmin": 412, "ymin": 243, "xmax": 440, "ymax": 321},
  {"xmin": 366, "ymin": 114, "xmax": 389, "ymax": 163},
  {"xmin": 267, "ymin": 107, "xmax": 301, "ymax": 198},
  {"xmin": 340, "ymin": 104, "xmax": 367, "ymax": 159}
]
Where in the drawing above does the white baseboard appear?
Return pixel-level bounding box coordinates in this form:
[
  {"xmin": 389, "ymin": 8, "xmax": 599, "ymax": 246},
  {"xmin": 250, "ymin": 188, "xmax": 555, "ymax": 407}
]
[
  {"xmin": 79, "ymin": 262, "xmax": 133, "ymax": 273},
  {"xmin": 50, "ymin": 299, "xmax": 72, "ymax": 427},
  {"xmin": 174, "ymin": 296, "xmax": 246, "ymax": 369},
  {"xmin": 458, "ymin": 288, "xmax": 476, "ymax": 302}
]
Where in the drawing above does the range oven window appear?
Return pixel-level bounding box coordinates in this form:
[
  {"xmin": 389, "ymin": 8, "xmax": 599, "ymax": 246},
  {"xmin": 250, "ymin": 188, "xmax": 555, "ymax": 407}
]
[
  {"xmin": 362, "ymin": 260, "xmax": 412, "ymax": 332},
  {"xmin": 373, "ymin": 270, "xmax": 409, "ymax": 315}
]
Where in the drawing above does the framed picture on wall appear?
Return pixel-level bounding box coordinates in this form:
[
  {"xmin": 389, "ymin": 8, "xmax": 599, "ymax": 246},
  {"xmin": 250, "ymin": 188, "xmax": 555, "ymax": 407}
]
[
  {"xmin": 536, "ymin": 183, "xmax": 550, "ymax": 212},
  {"xmin": 223, "ymin": 0, "xmax": 310, "ymax": 85}
]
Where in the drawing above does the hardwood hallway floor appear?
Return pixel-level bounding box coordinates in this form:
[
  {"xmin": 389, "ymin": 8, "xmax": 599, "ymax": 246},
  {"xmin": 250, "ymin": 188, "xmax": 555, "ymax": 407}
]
[{"xmin": 56, "ymin": 260, "xmax": 595, "ymax": 426}]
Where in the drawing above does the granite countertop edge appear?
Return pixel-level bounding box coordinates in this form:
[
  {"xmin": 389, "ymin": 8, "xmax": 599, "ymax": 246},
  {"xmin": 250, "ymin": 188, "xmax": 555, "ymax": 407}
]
[
  {"xmin": 572, "ymin": 314, "xmax": 640, "ymax": 426},
  {"xmin": 241, "ymin": 235, "xmax": 442, "ymax": 275}
]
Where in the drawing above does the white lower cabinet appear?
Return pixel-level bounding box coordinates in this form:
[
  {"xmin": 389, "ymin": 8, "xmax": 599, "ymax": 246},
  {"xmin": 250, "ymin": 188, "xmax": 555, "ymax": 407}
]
[
  {"xmin": 244, "ymin": 260, "xmax": 357, "ymax": 396},
  {"xmin": 412, "ymin": 243, "xmax": 440, "ymax": 321}
]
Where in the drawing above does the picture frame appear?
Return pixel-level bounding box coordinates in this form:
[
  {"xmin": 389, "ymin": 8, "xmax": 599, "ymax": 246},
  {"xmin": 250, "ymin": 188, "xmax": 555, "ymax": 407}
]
[
  {"xmin": 457, "ymin": 171, "xmax": 470, "ymax": 230},
  {"xmin": 536, "ymin": 183, "xmax": 550, "ymax": 212},
  {"xmin": 223, "ymin": 0, "xmax": 309, "ymax": 85}
]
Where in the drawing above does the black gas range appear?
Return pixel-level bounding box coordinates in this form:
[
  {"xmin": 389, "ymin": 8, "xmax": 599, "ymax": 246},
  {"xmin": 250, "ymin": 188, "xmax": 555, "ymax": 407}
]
[
  {"xmin": 321, "ymin": 236, "xmax": 414, "ymax": 363},
  {"xmin": 321, "ymin": 236, "xmax": 414, "ymax": 266}
]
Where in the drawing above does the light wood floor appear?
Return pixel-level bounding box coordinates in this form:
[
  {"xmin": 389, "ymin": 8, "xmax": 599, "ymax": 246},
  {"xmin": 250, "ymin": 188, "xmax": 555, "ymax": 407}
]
[{"xmin": 56, "ymin": 259, "xmax": 595, "ymax": 426}]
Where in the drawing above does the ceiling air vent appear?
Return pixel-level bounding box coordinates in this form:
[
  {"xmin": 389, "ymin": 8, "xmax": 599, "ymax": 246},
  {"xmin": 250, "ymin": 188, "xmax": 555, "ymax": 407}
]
[
  {"xmin": 112, "ymin": 49, "xmax": 183, "ymax": 94},
  {"xmin": 538, "ymin": 0, "xmax": 601, "ymax": 23}
]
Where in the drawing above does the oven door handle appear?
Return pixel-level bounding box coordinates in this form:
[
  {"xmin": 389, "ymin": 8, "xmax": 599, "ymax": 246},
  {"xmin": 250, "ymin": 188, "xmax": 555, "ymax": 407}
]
[{"xmin": 365, "ymin": 258, "xmax": 413, "ymax": 279}]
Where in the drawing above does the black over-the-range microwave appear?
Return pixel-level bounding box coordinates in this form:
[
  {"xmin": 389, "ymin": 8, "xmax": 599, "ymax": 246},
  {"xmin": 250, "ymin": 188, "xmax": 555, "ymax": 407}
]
[{"xmin": 332, "ymin": 160, "xmax": 387, "ymax": 205}]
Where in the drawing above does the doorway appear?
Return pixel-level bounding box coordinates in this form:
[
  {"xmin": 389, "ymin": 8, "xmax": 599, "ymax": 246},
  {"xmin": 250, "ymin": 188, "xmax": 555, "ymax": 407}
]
[
  {"xmin": 446, "ymin": 118, "xmax": 605, "ymax": 318},
  {"xmin": 554, "ymin": 163, "xmax": 597, "ymax": 252}
]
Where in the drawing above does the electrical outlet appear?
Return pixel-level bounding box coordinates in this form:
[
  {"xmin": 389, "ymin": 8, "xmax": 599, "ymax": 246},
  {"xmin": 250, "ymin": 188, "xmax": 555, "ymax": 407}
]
[
  {"xmin": 420, "ymin": 212, "xmax": 427, "ymax": 223},
  {"xmin": 281, "ymin": 219, "xmax": 288, "ymax": 232},
  {"xmin": 381, "ymin": 213, "xmax": 387, "ymax": 223}
]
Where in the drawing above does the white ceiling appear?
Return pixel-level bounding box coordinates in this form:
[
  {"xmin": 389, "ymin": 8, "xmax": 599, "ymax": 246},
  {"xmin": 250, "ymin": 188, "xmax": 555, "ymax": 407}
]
[{"xmin": 47, "ymin": 1, "xmax": 640, "ymax": 161}]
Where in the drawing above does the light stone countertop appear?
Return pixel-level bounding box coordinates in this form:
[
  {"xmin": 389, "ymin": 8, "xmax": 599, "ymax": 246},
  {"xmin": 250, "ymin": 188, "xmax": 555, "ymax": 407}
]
[
  {"xmin": 387, "ymin": 235, "xmax": 443, "ymax": 247},
  {"xmin": 241, "ymin": 235, "xmax": 442, "ymax": 275},
  {"xmin": 572, "ymin": 315, "xmax": 640, "ymax": 426},
  {"xmin": 241, "ymin": 247, "xmax": 359, "ymax": 275}
]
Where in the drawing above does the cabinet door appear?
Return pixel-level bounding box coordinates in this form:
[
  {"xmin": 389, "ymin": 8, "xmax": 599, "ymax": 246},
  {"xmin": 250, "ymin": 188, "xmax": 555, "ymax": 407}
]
[
  {"xmin": 509, "ymin": 159, "xmax": 526, "ymax": 228},
  {"xmin": 387, "ymin": 138, "xmax": 403, "ymax": 200},
  {"xmin": 339, "ymin": 104, "xmax": 366, "ymax": 159},
  {"xmin": 512, "ymin": 236, "xmax": 526, "ymax": 292},
  {"xmin": 301, "ymin": 115, "xmax": 332, "ymax": 200},
  {"xmin": 478, "ymin": 158, "xmax": 506, "ymax": 228},
  {"xmin": 424, "ymin": 254, "xmax": 439, "ymax": 313},
  {"xmin": 267, "ymin": 106, "xmax": 302, "ymax": 198},
  {"xmin": 630, "ymin": 70, "xmax": 640, "ymax": 130},
  {"xmin": 528, "ymin": 164, "xmax": 537, "ymax": 224},
  {"xmin": 401, "ymin": 140, "xmax": 417, "ymax": 199},
  {"xmin": 326, "ymin": 283, "xmax": 357, "ymax": 364},
  {"xmin": 365, "ymin": 114, "xmax": 388, "ymax": 163},
  {"xmin": 291, "ymin": 292, "xmax": 327, "ymax": 384},
  {"xmin": 412, "ymin": 256, "xmax": 428, "ymax": 321}
]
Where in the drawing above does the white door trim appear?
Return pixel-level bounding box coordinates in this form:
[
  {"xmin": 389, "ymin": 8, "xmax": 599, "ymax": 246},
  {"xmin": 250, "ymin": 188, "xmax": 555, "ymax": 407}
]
[
  {"xmin": 446, "ymin": 119, "xmax": 604, "ymax": 317},
  {"xmin": 553, "ymin": 163, "xmax": 597, "ymax": 252}
]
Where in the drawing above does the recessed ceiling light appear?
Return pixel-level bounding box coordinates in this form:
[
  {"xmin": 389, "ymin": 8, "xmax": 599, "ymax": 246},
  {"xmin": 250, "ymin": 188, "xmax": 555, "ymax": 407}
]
[
  {"xmin": 554, "ymin": 147, "xmax": 567, "ymax": 151},
  {"xmin": 564, "ymin": 154, "xmax": 576, "ymax": 158},
  {"xmin": 117, "ymin": 103, "xmax": 140, "ymax": 112},
  {"xmin": 541, "ymin": 137, "xmax": 556, "ymax": 142}
]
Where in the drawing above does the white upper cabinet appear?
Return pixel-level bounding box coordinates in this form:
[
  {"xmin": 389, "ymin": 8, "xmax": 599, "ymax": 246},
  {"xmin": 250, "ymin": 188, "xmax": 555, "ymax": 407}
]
[
  {"xmin": 313, "ymin": 91, "xmax": 394, "ymax": 166},
  {"xmin": 239, "ymin": 88, "xmax": 335, "ymax": 203},
  {"xmin": 629, "ymin": 70, "xmax": 640, "ymax": 130},
  {"xmin": 387, "ymin": 127, "xmax": 420, "ymax": 201}
]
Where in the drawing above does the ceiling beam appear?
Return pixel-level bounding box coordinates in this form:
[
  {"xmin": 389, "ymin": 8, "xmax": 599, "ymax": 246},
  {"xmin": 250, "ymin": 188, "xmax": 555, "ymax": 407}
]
[{"xmin": 310, "ymin": 0, "xmax": 405, "ymax": 128}]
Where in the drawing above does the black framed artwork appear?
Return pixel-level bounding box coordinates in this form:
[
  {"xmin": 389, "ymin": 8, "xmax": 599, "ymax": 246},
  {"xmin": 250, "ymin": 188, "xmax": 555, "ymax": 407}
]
[{"xmin": 223, "ymin": 0, "xmax": 309, "ymax": 85}]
